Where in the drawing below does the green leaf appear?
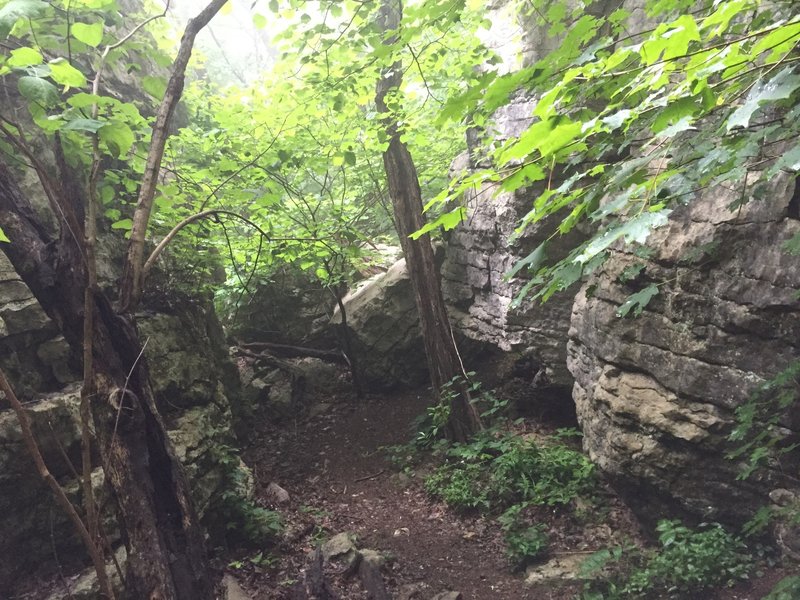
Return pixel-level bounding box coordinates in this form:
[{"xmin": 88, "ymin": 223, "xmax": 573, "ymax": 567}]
[
  {"xmin": 7, "ymin": 46, "xmax": 43, "ymax": 68},
  {"xmin": 652, "ymin": 96, "xmax": 697, "ymax": 135},
  {"xmin": 17, "ymin": 75, "xmax": 59, "ymax": 107},
  {"xmin": 111, "ymin": 218, "xmax": 132, "ymax": 231},
  {"xmin": 252, "ymin": 13, "xmax": 267, "ymax": 29},
  {"xmin": 576, "ymin": 210, "xmax": 671, "ymax": 264},
  {"xmin": 659, "ymin": 116, "xmax": 694, "ymax": 138},
  {"xmin": 0, "ymin": 0, "xmax": 47, "ymax": 39},
  {"xmin": 727, "ymin": 67, "xmax": 800, "ymax": 131},
  {"xmin": 500, "ymin": 163, "xmax": 546, "ymax": 192},
  {"xmin": 71, "ymin": 21, "xmax": 104, "ymax": 47},
  {"xmin": 48, "ymin": 58, "xmax": 87, "ymax": 89},
  {"xmin": 142, "ymin": 75, "xmax": 167, "ymax": 99},
  {"xmin": 769, "ymin": 144, "xmax": 800, "ymax": 175},
  {"xmin": 602, "ymin": 109, "xmax": 631, "ymax": 131},
  {"xmin": 409, "ymin": 207, "xmax": 466, "ymax": 239},
  {"xmin": 505, "ymin": 242, "xmax": 547, "ymax": 280},
  {"xmin": 616, "ymin": 283, "xmax": 659, "ymax": 318},
  {"xmin": 99, "ymin": 121, "xmax": 134, "ymax": 157},
  {"xmin": 0, "ymin": 225, "xmax": 9, "ymax": 243},
  {"xmin": 63, "ymin": 118, "xmax": 105, "ymax": 132}
]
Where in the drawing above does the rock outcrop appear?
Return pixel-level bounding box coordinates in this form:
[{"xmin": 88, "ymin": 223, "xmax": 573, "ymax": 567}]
[
  {"xmin": 0, "ymin": 253, "xmax": 76, "ymax": 397},
  {"xmin": 568, "ymin": 175, "xmax": 800, "ymax": 523},
  {"xmin": 0, "ymin": 289, "xmax": 245, "ymax": 591},
  {"xmin": 441, "ymin": 97, "xmax": 588, "ymax": 387}
]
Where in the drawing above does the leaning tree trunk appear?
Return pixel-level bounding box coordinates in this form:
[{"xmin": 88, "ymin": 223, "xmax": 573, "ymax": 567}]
[
  {"xmin": 374, "ymin": 0, "xmax": 482, "ymax": 442},
  {"xmin": 0, "ymin": 163, "xmax": 212, "ymax": 599}
]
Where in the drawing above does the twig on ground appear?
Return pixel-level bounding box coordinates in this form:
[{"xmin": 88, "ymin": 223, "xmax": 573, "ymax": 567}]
[{"xmin": 354, "ymin": 470, "xmax": 385, "ymax": 483}]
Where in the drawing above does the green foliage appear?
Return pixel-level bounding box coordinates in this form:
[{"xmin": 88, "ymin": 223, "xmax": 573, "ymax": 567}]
[
  {"xmin": 498, "ymin": 504, "xmax": 549, "ymax": 567},
  {"xmin": 211, "ymin": 444, "xmax": 283, "ymax": 547},
  {"xmin": 424, "ymin": 431, "xmax": 596, "ymax": 512},
  {"xmin": 626, "ymin": 520, "xmax": 751, "ymax": 595},
  {"xmin": 413, "ymin": 397, "xmax": 452, "ymax": 448},
  {"xmin": 413, "ymin": 373, "xmax": 512, "ymax": 446},
  {"xmin": 764, "ymin": 575, "xmax": 800, "ymax": 600},
  {"xmin": 728, "ymin": 360, "xmax": 800, "ymax": 479},
  {"xmin": 422, "ymin": 428, "xmax": 593, "ymax": 567},
  {"xmin": 424, "ymin": 461, "xmax": 490, "ymax": 511},
  {"xmin": 582, "ymin": 520, "xmax": 752, "ymax": 599},
  {"xmin": 429, "ymin": 0, "xmax": 800, "ymax": 309}
]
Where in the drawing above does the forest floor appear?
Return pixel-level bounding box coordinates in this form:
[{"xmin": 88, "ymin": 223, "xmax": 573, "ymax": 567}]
[{"xmin": 225, "ymin": 379, "xmax": 791, "ymax": 600}]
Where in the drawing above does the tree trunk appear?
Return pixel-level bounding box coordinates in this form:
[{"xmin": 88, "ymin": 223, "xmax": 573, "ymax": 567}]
[
  {"xmin": 375, "ymin": 0, "xmax": 482, "ymax": 442},
  {"xmin": 0, "ymin": 162, "xmax": 212, "ymax": 599}
]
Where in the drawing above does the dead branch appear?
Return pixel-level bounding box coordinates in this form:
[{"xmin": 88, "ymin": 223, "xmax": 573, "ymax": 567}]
[
  {"xmin": 0, "ymin": 369, "xmax": 114, "ymax": 600},
  {"xmin": 118, "ymin": 0, "xmax": 229, "ymax": 312},
  {"xmin": 354, "ymin": 470, "xmax": 385, "ymax": 483},
  {"xmin": 236, "ymin": 347, "xmax": 304, "ymax": 375}
]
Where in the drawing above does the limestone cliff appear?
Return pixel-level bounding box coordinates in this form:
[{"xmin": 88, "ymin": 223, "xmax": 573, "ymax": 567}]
[{"xmin": 568, "ymin": 175, "xmax": 800, "ymax": 522}]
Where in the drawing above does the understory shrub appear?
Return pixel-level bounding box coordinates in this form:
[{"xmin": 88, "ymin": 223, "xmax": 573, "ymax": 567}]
[
  {"xmin": 581, "ymin": 520, "xmax": 752, "ymax": 599},
  {"xmin": 499, "ymin": 504, "xmax": 549, "ymax": 567},
  {"xmin": 423, "ymin": 430, "xmax": 595, "ymax": 566},
  {"xmin": 413, "ymin": 374, "xmax": 514, "ymax": 448},
  {"xmin": 425, "ymin": 431, "xmax": 595, "ymax": 511},
  {"xmin": 210, "ymin": 444, "xmax": 283, "ymax": 547},
  {"xmin": 764, "ymin": 575, "xmax": 800, "ymax": 600}
]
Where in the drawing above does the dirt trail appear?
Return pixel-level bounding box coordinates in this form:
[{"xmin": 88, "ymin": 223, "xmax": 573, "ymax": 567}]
[
  {"xmin": 230, "ymin": 384, "xmax": 790, "ymax": 600},
  {"xmin": 235, "ymin": 388, "xmax": 587, "ymax": 599}
]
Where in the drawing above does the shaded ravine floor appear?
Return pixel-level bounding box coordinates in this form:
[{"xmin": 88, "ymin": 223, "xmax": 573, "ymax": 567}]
[
  {"xmin": 232, "ymin": 387, "xmax": 634, "ymax": 600},
  {"xmin": 228, "ymin": 384, "xmax": 796, "ymax": 600}
]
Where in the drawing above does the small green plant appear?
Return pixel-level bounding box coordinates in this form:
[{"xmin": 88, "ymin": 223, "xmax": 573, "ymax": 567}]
[
  {"xmin": 498, "ymin": 504, "xmax": 549, "ymax": 567},
  {"xmin": 211, "ymin": 444, "xmax": 283, "ymax": 546},
  {"xmin": 413, "ymin": 397, "xmax": 451, "ymax": 447},
  {"xmin": 764, "ymin": 575, "xmax": 800, "ymax": 600},
  {"xmin": 582, "ymin": 520, "xmax": 752, "ymax": 599},
  {"xmin": 413, "ymin": 373, "xmax": 513, "ymax": 446},
  {"xmin": 625, "ymin": 520, "xmax": 751, "ymax": 595},
  {"xmin": 424, "ymin": 461, "xmax": 490, "ymax": 511},
  {"xmin": 728, "ymin": 360, "xmax": 800, "ymax": 480},
  {"xmin": 425, "ymin": 432, "xmax": 595, "ymax": 512}
]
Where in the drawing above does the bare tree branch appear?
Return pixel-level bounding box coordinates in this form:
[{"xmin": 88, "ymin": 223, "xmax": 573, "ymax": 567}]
[
  {"xmin": 119, "ymin": 0, "xmax": 229, "ymax": 312},
  {"xmin": 0, "ymin": 369, "xmax": 114, "ymax": 600}
]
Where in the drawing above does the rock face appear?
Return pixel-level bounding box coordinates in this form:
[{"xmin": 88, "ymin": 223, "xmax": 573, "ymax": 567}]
[
  {"xmin": 225, "ymin": 269, "xmax": 335, "ymax": 345},
  {"xmin": 0, "ymin": 253, "xmax": 76, "ymax": 397},
  {"xmin": 0, "ymin": 387, "xmax": 85, "ymax": 586},
  {"xmin": 568, "ymin": 175, "xmax": 800, "ymax": 523},
  {"xmin": 441, "ymin": 97, "xmax": 588, "ymax": 387},
  {"xmin": 0, "ymin": 291, "xmax": 244, "ymax": 590}
]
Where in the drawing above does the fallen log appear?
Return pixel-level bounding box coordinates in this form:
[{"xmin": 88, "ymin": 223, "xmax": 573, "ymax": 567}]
[{"xmin": 240, "ymin": 341, "xmax": 347, "ymax": 364}]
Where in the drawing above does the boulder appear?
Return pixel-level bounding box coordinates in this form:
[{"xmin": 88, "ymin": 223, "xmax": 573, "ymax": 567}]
[
  {"xmin": 224, "ymin": 268, "xmax": 335, "ymax": 345},
  {"xmin": 322, "ymin": 532, "xmax": 360, "ymax": 569},
  {"xmin": 525, "ymin": 554, "xmax": 594, "ymax": 586},
  {"xmin": 568, "ymin": 174, "xmax": 800, "ymax": 523},
  {"xmin": 331, "ymin": 259, "xmax": 429, "ymax": 386}
]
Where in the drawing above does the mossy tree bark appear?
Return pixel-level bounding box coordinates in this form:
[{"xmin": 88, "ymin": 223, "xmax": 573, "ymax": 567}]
[
  {"xmin": 0, "ymin": 1, "xmax": 227, "ymax": 597},
  {"xmin": 0, "ymin": 161, "xmax": 212, "ymax": 599}
]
